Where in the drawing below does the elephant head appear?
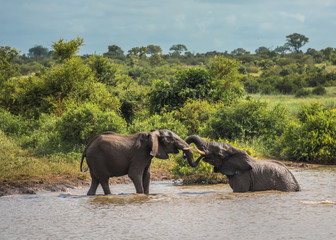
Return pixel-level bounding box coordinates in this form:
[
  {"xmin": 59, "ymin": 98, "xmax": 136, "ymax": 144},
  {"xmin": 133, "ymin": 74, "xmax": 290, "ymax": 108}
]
[
  {"xmin": 185, "ymin": 135, "xmax": 252, "ymax": 175},
  {"xmin": 148, "ymin": 130, "xmax": 202, "ymax": 167}
]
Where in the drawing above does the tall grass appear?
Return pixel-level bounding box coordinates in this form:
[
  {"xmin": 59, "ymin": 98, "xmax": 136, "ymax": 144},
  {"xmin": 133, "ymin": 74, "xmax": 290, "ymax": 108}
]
[{"xmin": 0, "ymin": 130, "xmax": 83, "ymax": 181}]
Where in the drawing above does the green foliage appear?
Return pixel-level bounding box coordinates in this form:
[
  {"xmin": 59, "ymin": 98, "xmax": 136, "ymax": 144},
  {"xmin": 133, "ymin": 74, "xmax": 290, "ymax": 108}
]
[
  {"xmin": 207, "ymin": 56, "xmax": 245, "ymax": 102},
  {"xmin": 203, "ymin": 99, "xmax": 289, "ymax": 141},
  {"xmin": 57, "ymin": 104, "xmax": 127, "ymax": 146},
  {"xmin": 149, "ymin": 67, "xmax": 214, "ymax": 113},
  {"xmin": 175, "ymin": 67, "xmax": 215, "ymax": 101},
  {"xmin": 86, "ymin": 55, "xmax": 122, "ymax": 85},
  {"xmin": 174, "ymin": 99, "xmax": 216, "ymax": 135},
  {"xmin": 312, "ymin": 85, "xmax": 327, "ymax": 95},
  {"xmin": 1, "ymin": 57, "xmax": 121, "ymax": 118},
  {"xmin": 280, "ymin": 103, "xmax": 336, "ymax": 164},
  {"xmin": 285, "ymin": 33, "xmax": 309, "ymax": 53},
  {"xmin": 0, "ymin": 108, "xmax": 34, "ymax": 136},
  {"xmin": 295, "ymin": 88, "xmax": 311, "ymax": 97},
  {"xmin": 0, "ymin": 46, "xmax": 20, "ymax": 84},
  {"xmin": 149, "ymin": 56, "xmax": 245, "ymax": 113},
  {"xmin": 51, "ymin": 37, "xmax": 84, "ymax": 62},
  {"xmin": 129, "ymin": 112, "xmax": 188, "ymax": 139},
  {"xmin": 28, "ymin": 45, "xmax": 49, "ymax": 57}
]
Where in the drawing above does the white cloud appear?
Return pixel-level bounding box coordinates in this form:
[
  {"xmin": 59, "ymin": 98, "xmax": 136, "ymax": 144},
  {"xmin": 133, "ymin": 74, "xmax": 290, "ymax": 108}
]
[{"xmin": 280, "ymin": 12, "xmax": 305, "ymax": 23}]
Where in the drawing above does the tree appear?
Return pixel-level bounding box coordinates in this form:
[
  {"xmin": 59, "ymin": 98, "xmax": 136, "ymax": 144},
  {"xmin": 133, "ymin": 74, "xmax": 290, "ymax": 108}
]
[
  {"xmin": 87, "ymin": 55, "xmax": 121, "ymax": 85},
  {"xmin": 103, "ymin": 45, "xmax": 125, "ymax": 60},
  {"xmin": 285, "ymin": 33, "xmax": 309, "ymax": 53},
  {"xmin": 51, "ymin": 37, "xmax": 84, "ymax": 62},
  {"xmin": 127, "ymin": 46, "xmax": 147, "ymax": 58},
  {"xmin": 169, "ymin": 44, "xmax": 188, "ymax": 55},
  {"xmin": 0, "ymin": 46, "xmax": 20, "ymax": 84},
  {"xmin": 207, "ymin": 56, "xmax": 245, "ymax": 102},
  {"xmin": 28, "ymin": 45, "xmax": 49, "ymax": 57},
  {"xmin": 275, "ymin": 45, "xmax": 290, "ymax": 54},
  {"xmin": 231, "ymin": 48, "xmax": 250, "ymax": 56},
  {"xmin": 146, "ymin": 45, "xmax": 162, "ymax": 56}
]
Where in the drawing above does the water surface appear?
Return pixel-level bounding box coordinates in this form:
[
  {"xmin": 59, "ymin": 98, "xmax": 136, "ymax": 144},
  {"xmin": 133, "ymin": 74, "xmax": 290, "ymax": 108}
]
[{"xmin": 1, "ymin": 167, "xmax": 336, "ymax": 239}]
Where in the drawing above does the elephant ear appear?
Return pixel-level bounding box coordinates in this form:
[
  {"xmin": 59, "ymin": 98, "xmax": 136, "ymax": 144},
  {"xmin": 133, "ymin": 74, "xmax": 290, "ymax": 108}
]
[
  {"xmin": 149, "ymin": 130, "xmax": 169, "ymax": 159},
  {"xmin": 220, "ymin": 152, "xmax": 252, "ymax": 176}
]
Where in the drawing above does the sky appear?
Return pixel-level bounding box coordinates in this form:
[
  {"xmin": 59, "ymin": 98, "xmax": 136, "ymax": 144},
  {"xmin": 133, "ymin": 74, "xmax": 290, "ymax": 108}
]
[{"xmin": 1, "ymin": 0, "xmax": 336, "ymax": 55}]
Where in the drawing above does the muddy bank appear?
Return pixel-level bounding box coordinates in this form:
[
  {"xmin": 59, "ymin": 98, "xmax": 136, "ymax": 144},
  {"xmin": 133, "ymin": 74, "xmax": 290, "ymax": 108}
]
[{"xmin": 0, "ymin": 160, "xmax": 320, "ymax": 197}]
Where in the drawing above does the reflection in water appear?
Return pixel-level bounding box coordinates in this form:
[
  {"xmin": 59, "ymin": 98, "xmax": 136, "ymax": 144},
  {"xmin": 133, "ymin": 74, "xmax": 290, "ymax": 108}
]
[{"xmin": 1, "ymin": 167, "xmax": 336, "ymax": 239}]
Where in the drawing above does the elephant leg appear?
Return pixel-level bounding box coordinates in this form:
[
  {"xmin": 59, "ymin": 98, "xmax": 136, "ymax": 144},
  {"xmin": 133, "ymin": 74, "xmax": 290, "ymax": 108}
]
[
  {"xmin": 143, "ymin": 166, "xmax": 151, "ymax": 194},
  {"xmin": 100, "ymin": 178, "xmax": 111, "ymax": 195},
  {"xmin": 87, "ymin": 174, "xmax": 99, "ymax": 196},
  {"xmin": 128, "ymin": 169, "xmax": 144, "ymax": 194}
]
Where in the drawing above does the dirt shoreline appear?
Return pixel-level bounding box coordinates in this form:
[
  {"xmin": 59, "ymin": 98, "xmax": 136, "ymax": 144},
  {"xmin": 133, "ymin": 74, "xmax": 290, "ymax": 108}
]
[{"xmin": 0, "ymin": 161, "xmax": 321, "ymax": 197}]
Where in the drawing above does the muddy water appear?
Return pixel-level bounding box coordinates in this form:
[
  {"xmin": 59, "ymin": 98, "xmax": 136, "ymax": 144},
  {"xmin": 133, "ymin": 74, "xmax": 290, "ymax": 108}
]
[{"xmin": 1, "ymin": 167, "xmax": 336, "ymax": 240}]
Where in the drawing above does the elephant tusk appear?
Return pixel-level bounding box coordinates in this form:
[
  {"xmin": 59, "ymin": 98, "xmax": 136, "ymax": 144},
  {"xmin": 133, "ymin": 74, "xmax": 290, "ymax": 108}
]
[
  {"xmin": 194, "ymin": 146, "xmax": 206, "ymax": 155},
  {"xmin": 183, "ymin": 147, "xmax": 206, "ymax": 155}
]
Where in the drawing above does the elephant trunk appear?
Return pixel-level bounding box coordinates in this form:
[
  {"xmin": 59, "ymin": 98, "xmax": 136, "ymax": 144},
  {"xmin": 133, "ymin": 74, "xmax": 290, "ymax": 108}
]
[
  {"xmin": 183, "ymin": 135, "xmax": 208, "ymax": 168},
  {"xmin": 185, "ymin": 135, "xmax": 208, "ymax": 151},
  {"xmin": 183, "ymin": 149, "xmax": 204, "ymax": 168}
]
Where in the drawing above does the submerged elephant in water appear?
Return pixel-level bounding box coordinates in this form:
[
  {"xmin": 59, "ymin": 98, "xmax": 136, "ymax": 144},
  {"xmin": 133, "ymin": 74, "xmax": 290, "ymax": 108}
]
[
  {"xmin": 185, "ymin": 135, "xmax": 301, "ymax": 192},
  {"xmin": 80, "ymin": 130, "xmax": 200, "ymax": 195}
]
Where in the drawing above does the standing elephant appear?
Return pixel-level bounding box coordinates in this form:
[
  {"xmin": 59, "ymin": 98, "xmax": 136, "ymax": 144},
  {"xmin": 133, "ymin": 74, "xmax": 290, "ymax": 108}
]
[
  {"xmin": 185, "ymin": 135, "xmax": 301, "ymax": 192},
  {"xmin": 80, "ymin": 129, "xmax": 200, "ymax": 195}
]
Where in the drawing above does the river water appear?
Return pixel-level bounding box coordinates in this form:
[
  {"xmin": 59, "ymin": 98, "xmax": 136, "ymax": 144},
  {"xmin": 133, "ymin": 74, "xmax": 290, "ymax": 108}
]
[{"xmin": 1, "ymin": 166, "xmax": 336, "ymax": 240}]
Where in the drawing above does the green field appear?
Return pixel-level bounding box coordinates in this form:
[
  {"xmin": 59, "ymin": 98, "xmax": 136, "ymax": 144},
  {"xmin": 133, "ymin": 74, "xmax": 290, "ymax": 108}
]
[{"xmin": 251, "ymin": 87, "xmax": 336, "ymax": 115}]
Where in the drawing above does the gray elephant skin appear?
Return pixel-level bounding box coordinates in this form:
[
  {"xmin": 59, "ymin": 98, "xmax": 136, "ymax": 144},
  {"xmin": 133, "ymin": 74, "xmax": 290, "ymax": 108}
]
[
  {"xmin": 186, "ymin": 135, "xmax": 301, "ymax": 192},
  {"xmin": 80, "ymin": 129, "xmax": 200, "ymax": 195}
]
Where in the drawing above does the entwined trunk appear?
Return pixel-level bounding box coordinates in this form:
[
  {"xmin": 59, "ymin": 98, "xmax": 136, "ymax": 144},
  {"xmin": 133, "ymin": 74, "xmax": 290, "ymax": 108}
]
[{"xmin": 184, "ymin": 135, "xmax": 208, "ymax": 167}]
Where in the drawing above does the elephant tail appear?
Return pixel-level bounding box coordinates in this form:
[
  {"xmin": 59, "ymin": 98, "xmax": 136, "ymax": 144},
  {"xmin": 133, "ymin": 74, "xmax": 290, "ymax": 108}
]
[
  {"xmin": 80, "ymin": 148, "xmax": 88, "ymax": 173},
  {"xmin": 80, "ymin": 134, "xmax": 103, "ymax": 173}
]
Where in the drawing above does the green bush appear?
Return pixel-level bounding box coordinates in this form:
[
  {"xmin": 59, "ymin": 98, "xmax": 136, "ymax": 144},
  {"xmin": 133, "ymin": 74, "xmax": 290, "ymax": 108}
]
[
  {"xmin": 295, "ymin": 88, "xmax": 311, "ymax": 97},
  {"xmin": 312, "ymin": 85, "xmax": 327, "ymax": 95},
  {"xmin": 129, "ymin": 111, "xmax": 188, "ymax": 139},
  {"xmin": 203, "ymin": 99, "xmax": 289, "ymax": 141},
  {"xmin": 148, "ymin": 67, "xmax": 216, "ymax": 113},
  {"xmin": 174, "ymin": 99, "xmax": 216, "ymax": 135},
  {"xmin": 20, "ymin": 113, "xmax": 61, "ymax": 154},
  {"xmin": 280, "ymin": 103, "xmax": 336, "ymax": 164},
  {"xmin": 57, "ymin": 104, "xmax": 127, "ymax": 146},
  {"xmin": 0, "ymin": 108, "xmax": 35, "ymax": 136},
  {"xmin": 1, "ymin": 57, "xmax": 121, "ymax": 118}
]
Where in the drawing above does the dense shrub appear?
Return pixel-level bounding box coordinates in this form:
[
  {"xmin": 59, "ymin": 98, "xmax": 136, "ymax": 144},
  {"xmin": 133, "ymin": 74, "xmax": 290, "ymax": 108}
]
[
  {"xmin": 0, "ymin": 108, "xmax": 35, "ymax": 136},
  {"xmin": 1, "ymin": 57, "xmax": 121, "ymax": 118},
  {"xmin": 86, "ymin": 55, "xmax": 121, "ymax": 86},
  {"xmin": 129, "ymin": 112, "xmax": 188, "ymax": 139},
  {"xmin": 244, "ymin": 78, "xmax": 260, "ymax": 93},
  {"xmin": 312, "ymin": 85, "xmax": 327, "ymax": 95},
  {"xmin": 280, "ymin": 103, "xmax": 336, "ymax": 164},
  {"xmin": 57, "ymin": 104, "xmax": 127, "ymax": 145},
  {"xmin": 149, "ymin": 67, "xmax": 216, "ymax": 113},
  {"xmin": 174, "ymin": 100, "xmax": 216, "ymax": 135},
  {"xmin": 203, "ymin": 99, "xmax": 289, "ymax": 141},
  {"xmin": 295, "ymin": 88, "xmax": 311, "ymax": 97}
]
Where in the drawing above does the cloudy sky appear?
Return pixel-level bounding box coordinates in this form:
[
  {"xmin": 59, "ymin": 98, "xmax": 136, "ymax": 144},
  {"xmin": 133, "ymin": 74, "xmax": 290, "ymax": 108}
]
[{"xmin": 1, "ymin": 0, "xmax": 335, "ymax": 55}]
